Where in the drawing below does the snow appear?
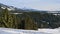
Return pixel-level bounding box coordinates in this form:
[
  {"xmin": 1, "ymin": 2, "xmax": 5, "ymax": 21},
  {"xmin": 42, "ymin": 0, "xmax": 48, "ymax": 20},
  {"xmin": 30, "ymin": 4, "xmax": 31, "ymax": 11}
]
[
  {"xmin": 12, "ymin": 13, "xmax": 23, "ymax": 14},
  {"xmin": 38, "ymin": 29, "xmax": 60, "ymax": 34},
  {"xmin": 0, "ymin": 27, "xmax": 60, "ymax": 34},
  {"xmin": 1, "ymin": 7, "xmax": 6, "ymax": 9}
]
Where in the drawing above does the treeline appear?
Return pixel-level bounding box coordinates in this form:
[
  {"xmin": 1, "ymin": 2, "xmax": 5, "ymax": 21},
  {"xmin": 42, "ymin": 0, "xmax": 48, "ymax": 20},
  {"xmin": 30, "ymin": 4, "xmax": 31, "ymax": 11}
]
[
  {"xmin": 0, "ymin": 8, "xmax": 37, "ymax": 30},
  {"xmin": 26, "ymin": 12, "xmax": 60, "ymax": 28},
  {"xmin": 0, "ymin": 8, "xmax": 60, "ymax": 30}
]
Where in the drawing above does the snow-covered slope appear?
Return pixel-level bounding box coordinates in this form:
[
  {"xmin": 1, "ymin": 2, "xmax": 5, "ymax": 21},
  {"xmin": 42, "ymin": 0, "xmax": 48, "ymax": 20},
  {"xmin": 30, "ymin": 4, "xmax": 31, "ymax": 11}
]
[{"xmin": 0, "ymin": 27, "xmax": 60, "ymax": 34}]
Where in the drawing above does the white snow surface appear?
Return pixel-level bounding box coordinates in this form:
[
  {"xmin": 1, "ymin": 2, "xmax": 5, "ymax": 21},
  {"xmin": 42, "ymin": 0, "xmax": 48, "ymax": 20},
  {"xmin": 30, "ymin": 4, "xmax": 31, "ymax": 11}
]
[{"xmin": 0, "ymin": 27, "xmax": 60, "ymax": 34}]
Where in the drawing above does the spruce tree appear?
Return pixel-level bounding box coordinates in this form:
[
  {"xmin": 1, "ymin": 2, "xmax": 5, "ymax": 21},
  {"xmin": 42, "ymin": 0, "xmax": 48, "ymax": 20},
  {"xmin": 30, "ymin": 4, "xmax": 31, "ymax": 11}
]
[
  {"xmin": 25, "ymin": 14, "xmax": 38, "ymax": 30},
  {"xmin": 1, "ymin": 8, "xmax": 14, "ymax": 28}
]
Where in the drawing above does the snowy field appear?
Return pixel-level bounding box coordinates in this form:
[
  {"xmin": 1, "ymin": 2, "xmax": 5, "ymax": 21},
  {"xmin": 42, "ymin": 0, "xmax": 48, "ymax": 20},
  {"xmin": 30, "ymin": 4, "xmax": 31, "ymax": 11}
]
[{"xmin": 0, "ymin": 27, "xmax": 60, "ymax": 34}]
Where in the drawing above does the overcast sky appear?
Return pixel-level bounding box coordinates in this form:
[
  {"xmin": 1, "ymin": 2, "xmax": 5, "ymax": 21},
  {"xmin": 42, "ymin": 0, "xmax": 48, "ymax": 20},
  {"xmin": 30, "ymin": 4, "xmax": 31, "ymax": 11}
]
[{"xmin": 0, "ymin": 0, "xmax": 60, "ymax": 11}]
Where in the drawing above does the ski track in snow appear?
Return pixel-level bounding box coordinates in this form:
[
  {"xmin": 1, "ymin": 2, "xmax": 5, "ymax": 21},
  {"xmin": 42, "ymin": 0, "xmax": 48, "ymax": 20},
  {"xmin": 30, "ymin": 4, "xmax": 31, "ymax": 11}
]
[{"xmin": 0, "ymin": 28, "xmax": 60, "ymax": 34}]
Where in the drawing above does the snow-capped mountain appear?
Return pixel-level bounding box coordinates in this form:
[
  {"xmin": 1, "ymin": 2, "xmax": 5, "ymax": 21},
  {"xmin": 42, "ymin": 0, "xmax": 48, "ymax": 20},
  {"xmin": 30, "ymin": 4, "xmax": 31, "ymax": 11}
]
[
  {"xmin": 0, "ymin": 3, "xmax": 60, "ymax": 13},
  {"xmin": 0, "ymin": 3, "xmax": 15, "ymax": 11},
  {"xmin": 0, "ymin": 3, "xmax": 42, "ymax": 12}
]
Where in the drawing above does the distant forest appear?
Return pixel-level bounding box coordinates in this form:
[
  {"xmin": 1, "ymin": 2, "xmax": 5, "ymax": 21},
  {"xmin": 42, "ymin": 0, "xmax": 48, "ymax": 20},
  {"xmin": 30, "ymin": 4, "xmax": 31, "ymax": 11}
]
[{"xmin": 0, "ymin": 7, "xmax": 60, "ymax": 30}]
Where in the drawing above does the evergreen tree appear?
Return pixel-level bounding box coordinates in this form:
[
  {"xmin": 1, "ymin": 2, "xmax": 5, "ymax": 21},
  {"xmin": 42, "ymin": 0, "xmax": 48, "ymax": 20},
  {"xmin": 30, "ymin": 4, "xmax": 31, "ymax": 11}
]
[
  {"xmin": 1, "ymin": 8, "xmax": 14, "ymax": 28},
  {"xmin": 25, "ymin": 14, "xmax": 38, "ymax": 30}
]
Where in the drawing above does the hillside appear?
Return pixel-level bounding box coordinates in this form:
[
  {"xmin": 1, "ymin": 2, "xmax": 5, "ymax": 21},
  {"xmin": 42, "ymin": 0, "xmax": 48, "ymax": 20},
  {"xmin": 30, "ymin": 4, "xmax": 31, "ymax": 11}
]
[{"xmin": 0, "ymin": 3, "xmax": 60, "ymax": 29}]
